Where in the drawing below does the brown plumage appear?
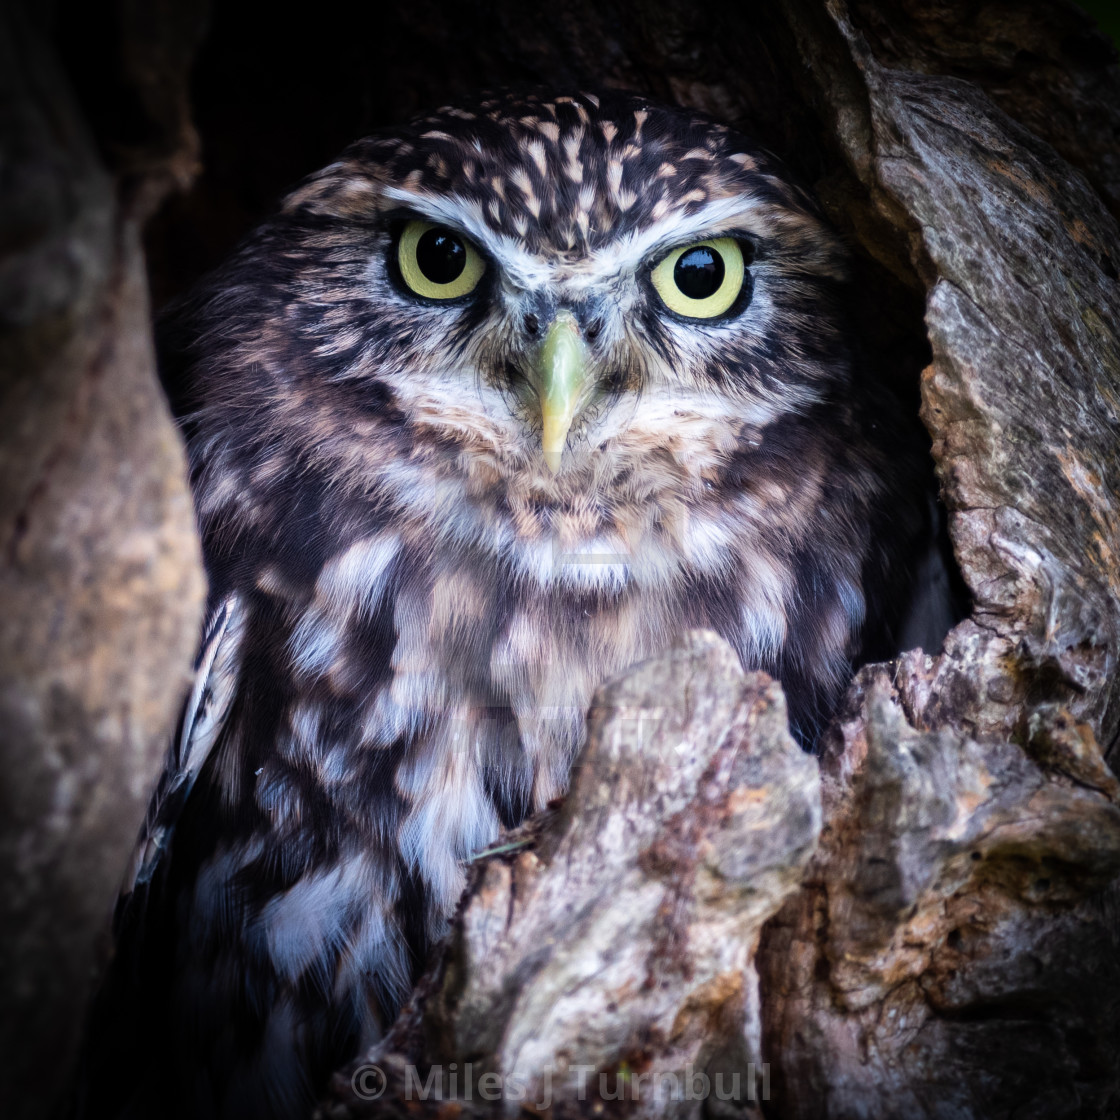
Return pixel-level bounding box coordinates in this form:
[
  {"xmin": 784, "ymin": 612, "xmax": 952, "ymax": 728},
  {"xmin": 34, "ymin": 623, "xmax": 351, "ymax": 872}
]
[{"xmin": 76, "ymin": 90, "xmax": 915, "ymax": 1120}]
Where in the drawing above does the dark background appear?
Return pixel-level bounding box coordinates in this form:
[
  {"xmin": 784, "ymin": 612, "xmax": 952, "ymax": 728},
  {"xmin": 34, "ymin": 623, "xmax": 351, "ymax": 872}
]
[{"xmin": 52, "ymin": 0, "xmax": 1120, "ymax": 313}]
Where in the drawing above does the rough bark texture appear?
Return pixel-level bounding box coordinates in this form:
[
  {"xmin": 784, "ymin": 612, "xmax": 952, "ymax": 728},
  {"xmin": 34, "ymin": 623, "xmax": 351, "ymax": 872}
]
[
  {"xmin": 755, "ymin": 6, "xmax": 1120, "ymax": 1117},
  {"xmin": 0, "ymin": 4, "xmax": 206, "ymax": 1118},
  {"xmin": 4, "ymin": 1, "xmax": 1120, "ymax": 1119}
]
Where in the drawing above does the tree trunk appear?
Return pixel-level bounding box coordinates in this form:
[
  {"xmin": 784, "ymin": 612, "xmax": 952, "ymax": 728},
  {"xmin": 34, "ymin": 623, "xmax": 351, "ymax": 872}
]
[
  {"xmin": 4, "ymin": 2, "xmax": 1120, "ymax": 1119},
  {"xmin": 0, "ymin": 4, "xmax": 206, "ymax": 1117}
]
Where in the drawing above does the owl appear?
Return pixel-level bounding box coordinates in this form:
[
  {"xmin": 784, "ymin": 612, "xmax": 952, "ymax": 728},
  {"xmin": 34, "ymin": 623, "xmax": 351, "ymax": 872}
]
[{"xmin": 76, "ymin": 90, "xmax": 909, "ymax": 1119}]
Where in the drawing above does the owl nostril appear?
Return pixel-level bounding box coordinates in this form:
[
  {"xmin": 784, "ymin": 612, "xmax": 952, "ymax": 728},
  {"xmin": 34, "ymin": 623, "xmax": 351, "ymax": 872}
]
[
  {"xmin": 586, "ymin": 318, "xmax": 604, "ymax": 340},
  {"xmin": 523, "ymin": 313, "xmax": 540, "ymax": 336}
]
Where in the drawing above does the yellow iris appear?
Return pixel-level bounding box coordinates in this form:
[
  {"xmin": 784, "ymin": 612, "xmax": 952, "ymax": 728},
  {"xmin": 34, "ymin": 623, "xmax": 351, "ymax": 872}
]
[
  {"xmin": 650, "ymin": 237, "xmax": 745, "ymax": 319},
  {"xmin": 397, "ymin": 220, "xmax": 486, "ymax": 300}
]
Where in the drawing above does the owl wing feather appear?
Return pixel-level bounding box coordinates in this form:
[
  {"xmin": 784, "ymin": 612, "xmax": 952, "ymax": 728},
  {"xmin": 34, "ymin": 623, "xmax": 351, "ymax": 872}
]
[
  {"xmin": 117, "ymin": 595, "xmax": 245, "ymax": 915},
  {"xmin": 72, "ymin": 597, "xmax": 249, "ymax": 1120}
]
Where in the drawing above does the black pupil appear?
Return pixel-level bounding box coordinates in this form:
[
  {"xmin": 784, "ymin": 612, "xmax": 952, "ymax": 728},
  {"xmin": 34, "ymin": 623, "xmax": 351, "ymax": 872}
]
[
  {"xmin": 416, "ymin": 227, "xmax": 466, "ymax": 285},
  {"xmin": 674, "ymin": 246, "xmax": 724, "ymax": 300}
]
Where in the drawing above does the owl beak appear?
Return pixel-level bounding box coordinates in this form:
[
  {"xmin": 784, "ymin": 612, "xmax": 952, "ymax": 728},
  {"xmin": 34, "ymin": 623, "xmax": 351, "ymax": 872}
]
[{"xmin": 534, "ymin": 310, "xmax": 590, "ymax": 474}]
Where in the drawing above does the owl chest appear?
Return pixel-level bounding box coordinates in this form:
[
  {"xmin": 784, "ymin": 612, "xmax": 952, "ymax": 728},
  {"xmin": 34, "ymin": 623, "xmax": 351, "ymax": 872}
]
[
  {"xmin": 267, "ymin": 551, "xmax": 677, "ymax": 829},
  {"xmin": 328, "ymin": 566, "xmax": 669, "ymax": 789}
]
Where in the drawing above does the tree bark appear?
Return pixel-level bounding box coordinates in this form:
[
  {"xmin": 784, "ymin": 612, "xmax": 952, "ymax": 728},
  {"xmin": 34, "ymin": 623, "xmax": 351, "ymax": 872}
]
[
  {"xmin": 0, "ymin": 4, "xmax": 206, "ymax": 1118},
  {"xmin": 4, "ymin": 2, "xmax": 1120, "ymax": 1119},
  {"xmin": 757, "ymin": 8, "xmax": 1120, "ymax": 1114}
]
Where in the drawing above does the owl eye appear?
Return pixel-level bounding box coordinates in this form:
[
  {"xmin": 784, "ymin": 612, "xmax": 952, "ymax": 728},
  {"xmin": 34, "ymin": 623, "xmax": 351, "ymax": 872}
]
[
  {"xmin": 397, "ymin": 220, "xmax": 486, "ymax": 300},
  {"xmin": 650, "ymin": 237, "xmax": 746, "ymax": 319}
]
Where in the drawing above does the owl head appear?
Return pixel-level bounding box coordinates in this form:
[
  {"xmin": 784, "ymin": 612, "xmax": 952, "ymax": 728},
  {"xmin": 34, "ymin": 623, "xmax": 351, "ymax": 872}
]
[{"xmin": 174, "ymin": 89, "xmax": 862, "ymax": 587}]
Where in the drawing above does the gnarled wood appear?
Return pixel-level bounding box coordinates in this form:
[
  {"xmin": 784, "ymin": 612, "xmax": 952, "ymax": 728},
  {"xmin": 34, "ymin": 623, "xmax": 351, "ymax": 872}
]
[{"xmin": 754, "ymin": 6, "xmax": 1120, "ymax": 1116}]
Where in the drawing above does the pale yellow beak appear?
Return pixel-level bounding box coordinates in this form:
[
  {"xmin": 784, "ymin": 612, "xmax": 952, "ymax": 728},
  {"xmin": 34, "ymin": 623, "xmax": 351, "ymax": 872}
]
[{"xmin": 534, "ymin": 310, "xmax": 590, "ymax": 474}]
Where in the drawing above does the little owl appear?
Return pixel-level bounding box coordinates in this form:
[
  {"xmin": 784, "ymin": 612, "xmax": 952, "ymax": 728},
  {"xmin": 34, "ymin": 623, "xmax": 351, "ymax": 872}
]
[{"xmin": 77, "ymin": 90, "xmax": 914, "ymax": 1119}]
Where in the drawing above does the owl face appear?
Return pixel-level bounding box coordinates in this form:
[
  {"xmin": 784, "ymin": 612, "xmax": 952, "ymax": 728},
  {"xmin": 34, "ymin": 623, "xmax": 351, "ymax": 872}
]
[{"xmin": 190, "ymin": 91, "xmax": 854, "ymax": 598}]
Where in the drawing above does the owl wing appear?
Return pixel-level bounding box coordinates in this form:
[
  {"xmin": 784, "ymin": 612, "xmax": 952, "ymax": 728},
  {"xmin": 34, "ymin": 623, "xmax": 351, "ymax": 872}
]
[
  {"xmin": 115, "ymin": 595, "xmax": 246, "ymax": 925},
  {"xmin": 70, "ymin": 597, "xmax": 248, "ymax": 1119}
]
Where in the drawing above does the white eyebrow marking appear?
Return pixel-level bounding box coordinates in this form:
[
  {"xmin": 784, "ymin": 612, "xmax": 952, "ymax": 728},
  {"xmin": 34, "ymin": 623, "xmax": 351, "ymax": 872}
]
[
  {"xmin": 573, "ymin": 194, "xmax": 769, "ymax": 286},
  {"xmin": 381, "ymin": 185, "xmax": 555, "ymax": 287},
  {"xmin": 379, "ymin": 186, "xmax": 769, "ymax": 295}
]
